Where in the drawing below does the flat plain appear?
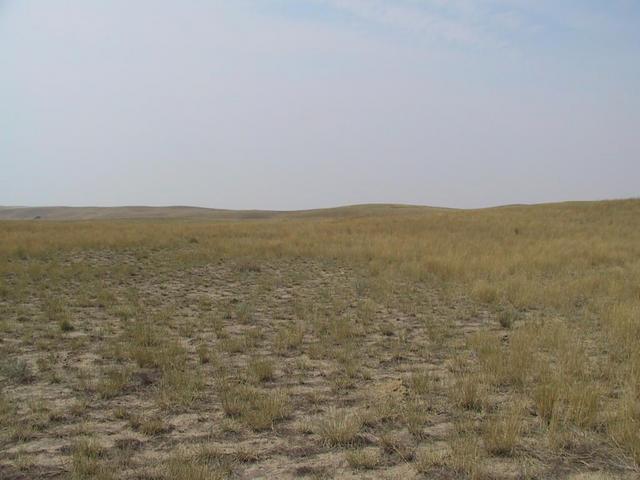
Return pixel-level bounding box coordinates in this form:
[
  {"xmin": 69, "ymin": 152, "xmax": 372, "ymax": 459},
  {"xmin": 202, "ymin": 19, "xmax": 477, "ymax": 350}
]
[{"xmin": 1, "ymin": 200, "xmax": 639, "ymax": 479}]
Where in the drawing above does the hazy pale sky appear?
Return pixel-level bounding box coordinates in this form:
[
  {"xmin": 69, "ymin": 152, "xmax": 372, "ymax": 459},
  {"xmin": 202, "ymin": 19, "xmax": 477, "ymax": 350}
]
[{"xmin": 1, "ymin": 1, "xmax": 639, "ymax": 209}]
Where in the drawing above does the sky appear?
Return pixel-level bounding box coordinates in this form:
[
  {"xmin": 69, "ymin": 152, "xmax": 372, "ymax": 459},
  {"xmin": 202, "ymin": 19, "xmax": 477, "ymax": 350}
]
[{"xmin": 1, "ymin": 0, "xmax": 639, "ymax": 210}]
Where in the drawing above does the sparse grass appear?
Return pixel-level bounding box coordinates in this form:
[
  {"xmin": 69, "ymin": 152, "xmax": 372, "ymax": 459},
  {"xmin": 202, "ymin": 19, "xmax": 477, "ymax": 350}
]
[
  {"xmin": 469, "ymin": 327, "xmax": 536, "ymax": 387},
  {"xmin": 483, "ymin": 404, "xmax": 523, "ymax": 456},
  {"xmin": 96, "ymin": 366, "xmax": 131, "ymax": 399},
  {"xmin": 609, "ymin": 387, "xmax": 640, "ymax": 465},
  {"xmin": 246, "ymin": 356, "xmax": 275, "ymax": 383},
  {"xmin": 235, "ymin": 301, "xmax": 254, "ymax": 325},
  {"xmin": 562, "ymin": 381, "xmax": 602, "ymax": 429},
  {"xmin": 127, "ymin": 413, "xmax": 168, "ymax": 436},
  {"xmin": 164, "ymin": 449, "xmax": 232, "ymax": 480},
  {"xmin": 345, "ymin": 447, "xmax": 381, "ymax": 470},
  {"xmin": 274, "ymin": 322, "xmax": 305, "ymax": 354},
  {"xmin": 402, "ymin": 397, "xmax": 430, "ymax": 438},
  {"xmin": 316, "ymin": 407, "xmax": 363, "ymax": 447},
  {"xmin": 44, "ymin": 297, "xmax": 71, "ymax": 325},
  {"xmin": 449, "ymin": 431, "xmax": 485, "ymax": 479},
  {"xmin": 358, "ymin": 390, "xmax": 399, "ymax": 427},
  {"xmin": 219, "ymin": 381, "xmax": 290, "ymax": 431},
  {"xmin": 405, "ymin": 370, "xmax": 433, "ymax": 396},
  {"xmin": 534, "ymin": 377, "xmax": 560, "ymax": 424},
  {"xmin": 379, "ymin": 431, "xmax": 415, "ymax": 461},
  {"xmin": 71, "ymin": 437, "xmax": 112, "ymax": 480},
  {"xmin": 0, "ymin": 391, "xmax": 14, "ymax": 418},
  {"xmin": 124, "ymin": 317, "xmax": 179, "ymax": 369},
  {"xmin": 414, "ymin": 447, "xmax": 449, "ymax": 473},
  {"xmin": 2, "ymin": 200, "xmax": 640, "ymax": 477},
  {"xmin": 472, "ymin": 280, "xmax": 499, "ymax": 304},
  {"xmin": 158, "ymin": 369, "xmax": 203, "ymax": 408},
  {"xmin": 451, "ymin": 373, "xmax": 487, "ymax": 411}
]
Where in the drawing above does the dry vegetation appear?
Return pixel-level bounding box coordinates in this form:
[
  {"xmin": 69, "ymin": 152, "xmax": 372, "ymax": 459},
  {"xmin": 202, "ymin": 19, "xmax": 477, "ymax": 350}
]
[{"xmin": 1, "ymin": 199, "xmax": 639, "ymax": 479}]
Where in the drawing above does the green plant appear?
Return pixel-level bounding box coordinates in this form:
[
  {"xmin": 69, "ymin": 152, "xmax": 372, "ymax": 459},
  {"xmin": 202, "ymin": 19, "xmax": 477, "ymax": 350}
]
[{"xmin": 1, "ymin": 358, "xmax": 32, "ymax": 384}]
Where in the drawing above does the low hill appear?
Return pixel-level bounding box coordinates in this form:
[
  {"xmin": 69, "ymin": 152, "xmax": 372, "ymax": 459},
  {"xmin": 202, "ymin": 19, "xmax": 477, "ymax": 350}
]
[{"xmin": 0, "ymin": 204, "xmax": 437, "ymax": 221}]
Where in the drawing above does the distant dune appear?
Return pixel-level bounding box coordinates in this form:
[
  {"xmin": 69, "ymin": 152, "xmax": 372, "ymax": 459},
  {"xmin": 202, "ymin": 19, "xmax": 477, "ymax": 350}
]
[{"xmin": 0, "ymin": 204, "xmax": 439, "ymax": 221}]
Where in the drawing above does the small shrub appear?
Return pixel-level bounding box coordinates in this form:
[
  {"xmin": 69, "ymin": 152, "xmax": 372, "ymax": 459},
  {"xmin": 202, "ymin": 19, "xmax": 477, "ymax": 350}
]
[
  {"xmin": 59, "ymin": 318, "xmax": 75, "ymax": 332},
  {"xmin": 1, "ymin": 358, "xmax": 32, "ymax": 384},
  {"xmin": 497, "ymin": 308, "xmax": 517, "ymax": 329},
  {"xmin": 196, "ymin": 343, "xmax": 211, "ymax": 364}
]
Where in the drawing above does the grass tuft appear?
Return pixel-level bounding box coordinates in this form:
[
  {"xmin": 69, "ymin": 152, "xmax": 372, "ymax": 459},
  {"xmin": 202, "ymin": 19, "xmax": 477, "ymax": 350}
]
[{"xmin": 316, "ymin": 407, "xmax": 363, "ymax": 447}]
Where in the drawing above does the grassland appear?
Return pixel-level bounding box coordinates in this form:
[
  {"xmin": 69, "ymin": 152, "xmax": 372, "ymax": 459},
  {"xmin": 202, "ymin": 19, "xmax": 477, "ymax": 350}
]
[{"xmin": 1, "ymin": 199, "xmax": 639, "ymax": 479}]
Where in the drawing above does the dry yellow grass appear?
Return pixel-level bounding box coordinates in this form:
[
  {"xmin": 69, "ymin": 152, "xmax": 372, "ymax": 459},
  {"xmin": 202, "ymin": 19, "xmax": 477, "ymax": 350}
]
[{"xmin": 1, "ymin": 199, "xmax": 639, "ymax": 478}]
